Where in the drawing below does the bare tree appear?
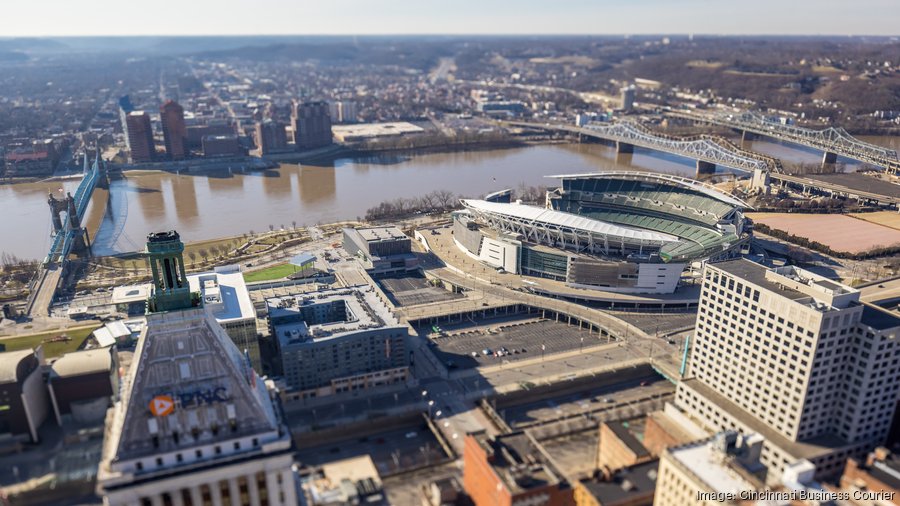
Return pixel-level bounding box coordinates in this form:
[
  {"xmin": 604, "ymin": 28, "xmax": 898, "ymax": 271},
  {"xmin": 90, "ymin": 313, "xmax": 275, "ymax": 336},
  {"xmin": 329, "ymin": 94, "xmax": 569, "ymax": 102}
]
[{"xmin": 188, "ymin": 251, "xmax": 197, "ymax": 266}]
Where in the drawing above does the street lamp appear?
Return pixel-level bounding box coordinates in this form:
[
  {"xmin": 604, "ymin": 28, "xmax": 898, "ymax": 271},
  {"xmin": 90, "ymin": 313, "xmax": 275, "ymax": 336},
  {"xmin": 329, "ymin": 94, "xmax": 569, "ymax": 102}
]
[{"xmin": 428, "ymin": 399, "xmax": 435, "ymax": 418}]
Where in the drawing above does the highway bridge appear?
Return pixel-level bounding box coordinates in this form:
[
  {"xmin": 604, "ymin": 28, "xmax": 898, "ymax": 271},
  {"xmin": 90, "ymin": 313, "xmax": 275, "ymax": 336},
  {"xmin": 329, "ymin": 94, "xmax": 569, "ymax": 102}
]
[
  {"xmin": 672, "ymin": 110, "xmax": 900, "ymax": 172},
  {"xmin": 506, "ymin": 120, "xmax": 777, "ymax": 176},
  {"xmin": 25, "ymin": 150, "xmax": 104, "ymax": 317}
]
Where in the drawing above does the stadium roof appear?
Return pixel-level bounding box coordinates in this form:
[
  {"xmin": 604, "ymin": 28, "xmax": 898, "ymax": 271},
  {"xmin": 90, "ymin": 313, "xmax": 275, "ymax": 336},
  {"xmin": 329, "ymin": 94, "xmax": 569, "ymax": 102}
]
[
  {"xmin": 547, "ymin": 171, "xmax": 751, "ymax": 209},
  {"xmin": 460, "ymin": 199, "xmax": 680, "ymax": 243}
]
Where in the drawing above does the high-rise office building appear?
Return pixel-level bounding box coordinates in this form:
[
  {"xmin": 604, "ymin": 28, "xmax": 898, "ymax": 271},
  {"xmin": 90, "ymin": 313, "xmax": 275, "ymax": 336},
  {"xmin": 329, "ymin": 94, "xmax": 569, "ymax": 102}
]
[
  {"xmin": 96, "ymin": 231, "xmax": 296, "ymax": 506},
  {"xmin": 620, "ymin": 86, "xmax": 636, "ymax": 112},
  {"xmin": 160, "ymin": 100, "xmax": 187, "ymax": 160},
  {"xmin": 125, "ymin": 111, "xmax": 155, "ymax": 163},
  {"xmin": 118, "ymin": 95, "xmax": 135, "ymax": 152},
  {"xmin": 254, "ymin": 120, "xmax": 288, "ymax": 155},
  {"xmin": 291, "ymin": 101, "xmax": 332, "ymax": 150},
  {"xmin": 328, "ymin": 101, "xmax": 358, "ymax": 124},
  {"xmin": 674, "ymin": 259, "xmax": 900, "ymax": 480}
]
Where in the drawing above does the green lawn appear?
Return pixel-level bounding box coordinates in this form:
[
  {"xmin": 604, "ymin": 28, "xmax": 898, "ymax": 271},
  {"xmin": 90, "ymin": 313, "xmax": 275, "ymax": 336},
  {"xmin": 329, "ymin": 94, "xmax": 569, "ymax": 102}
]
[
  {"xmin": 243, "ymin": 263, "xmax": 298, "ymax": 283},
  {"xmin": 0, "ymin": 324, "xmax": 101, "ymax": 358}
]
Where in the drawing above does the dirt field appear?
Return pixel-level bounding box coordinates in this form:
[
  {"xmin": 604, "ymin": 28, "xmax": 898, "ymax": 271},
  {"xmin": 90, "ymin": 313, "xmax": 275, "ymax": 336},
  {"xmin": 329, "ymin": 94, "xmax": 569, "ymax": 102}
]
[
  {"xmin": 850, "ymin": 212, "xmax": 900, "ymax": 231},
  {"xmin": 748, "ymin": 213, "xmax": 900, "ymax": 254}
]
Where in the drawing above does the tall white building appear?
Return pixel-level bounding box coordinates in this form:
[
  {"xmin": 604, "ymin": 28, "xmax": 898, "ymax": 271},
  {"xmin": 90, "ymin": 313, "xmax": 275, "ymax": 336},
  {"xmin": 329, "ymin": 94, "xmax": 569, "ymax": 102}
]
[
  {"xmin": 674, "ymin": 260, "xmax": 900, "ymax": 481},
  {"xmin": 97, "ymin": 231, "xmax": 297, "ymax": 506},
  {"xmin": 188, "ymin": 266, "xmax": 261, "ymax": 373}
]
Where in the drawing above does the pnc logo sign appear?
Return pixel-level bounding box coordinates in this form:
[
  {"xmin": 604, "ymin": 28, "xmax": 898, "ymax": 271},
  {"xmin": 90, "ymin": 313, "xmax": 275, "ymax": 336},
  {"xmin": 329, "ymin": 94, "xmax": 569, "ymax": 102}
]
[{"xmin": 149, "ymin": 395, "xmax": 175, "ymax": 417}]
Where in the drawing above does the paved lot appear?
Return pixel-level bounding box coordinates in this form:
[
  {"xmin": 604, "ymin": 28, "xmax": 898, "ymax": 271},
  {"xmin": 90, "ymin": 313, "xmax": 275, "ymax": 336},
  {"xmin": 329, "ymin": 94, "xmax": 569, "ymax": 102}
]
[
  {"xmin": 378, "ymin": 273, "xmax": 463, "ymax": 307},
  {"xmin": 296, "ymin": 424, "xmax": 448, "ymax": 476},
  {"xmin": 500, "ymin": 375, "xmax": 673, "ymax": 428},
  {"xmin": 425, "ymin": 318, "xmax": 603, "ymax": 369}
]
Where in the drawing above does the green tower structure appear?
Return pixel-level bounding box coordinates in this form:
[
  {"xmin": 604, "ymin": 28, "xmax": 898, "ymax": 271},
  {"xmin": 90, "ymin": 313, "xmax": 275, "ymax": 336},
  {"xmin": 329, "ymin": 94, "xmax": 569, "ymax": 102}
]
[{"xmin": 145, "ymin": 230, "xmax": 197, "ymax": 313}]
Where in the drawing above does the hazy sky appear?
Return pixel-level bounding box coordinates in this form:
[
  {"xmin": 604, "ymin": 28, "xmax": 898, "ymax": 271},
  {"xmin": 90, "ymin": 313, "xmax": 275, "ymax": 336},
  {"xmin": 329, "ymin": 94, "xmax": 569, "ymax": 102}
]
[{"xmin": 2, "ymin": 0, "xmax": 898, "ymax": 37}]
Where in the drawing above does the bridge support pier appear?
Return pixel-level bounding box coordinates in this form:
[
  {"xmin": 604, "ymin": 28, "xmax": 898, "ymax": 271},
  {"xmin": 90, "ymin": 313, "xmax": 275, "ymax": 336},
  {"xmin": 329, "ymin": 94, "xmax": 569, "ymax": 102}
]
[
  {"xmin": 615, "ymin": 152, "xmax": 633, "ymax": 165},
  {"xmin": 822, "ymin": 151, "xmax": 838, "ymax": 165},
  {"xmin": 615, "ymin": 141, "xmax": 634, "ymax": 154},
  {"xmin": 696, "ymin": 160, "xmax": 716, "ymax": 177},
  {"xmin": 741, "ymin": 130, "xmax": 756, "ymax": 143}
]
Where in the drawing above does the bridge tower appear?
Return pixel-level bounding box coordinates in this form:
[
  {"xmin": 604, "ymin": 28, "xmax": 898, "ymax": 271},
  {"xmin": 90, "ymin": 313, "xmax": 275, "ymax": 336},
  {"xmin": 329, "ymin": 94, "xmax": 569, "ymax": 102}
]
[
  {"xmin": 145, "ymin": 230, "xmax": 197, "ymax": 313},
  {"xmin": 47, "ymin": 191, "xmax": 69, "ymax": 234},
  {"xmin": 90, "ymin": 146, "xmax": 110, "ymax": 190}
]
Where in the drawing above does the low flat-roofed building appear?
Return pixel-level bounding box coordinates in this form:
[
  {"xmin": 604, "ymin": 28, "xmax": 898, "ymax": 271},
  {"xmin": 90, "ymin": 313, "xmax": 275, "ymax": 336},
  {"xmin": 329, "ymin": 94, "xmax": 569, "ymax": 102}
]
[
  {"xmin": 574, "ymin": 459, "xmax": 658, "ymax": 506},
  {"xmin": 423, "ymin": 476, "xmax": 462, "ymax": 506},
  {"xmin": 188, "ymin": 265, "xmax": 261, "ymax": 372},
  {"xmin": 597, "ymin": 421, "xmax": 653, "ymax": 472},
  {"xmin": 343, "ymin": 226, "xmax": 418, "ymax": 276},
  {"xmin": 463, "ymin": 430, "xmax": 575, "ymax": 506},
  {"xmin": 302, "ymin": 455, "xmax": 385, "ymax": 505},
  {"xmin": 92, "ymin": 320, "xmax": 133, "ymax": 347},
  {"xmin": 642, "ymin": 409, "xmax": 704, "ymax": 457},
  {"xmin": 654, "ymin": 431, "xmax": 768, "ymax": 506},
  {"xmin": 0, "ymin": 347, "xmax": 49, "ymax": 443},
  {"xmin": 838, "ymin": 447, "xmax": 900, "ymax": 501},
  {"xmin": 111, "ymin": 284, "xmax": 152, "ymax": 316},
  {"xmin": 48, "ymin": 347, "xmax": 119, "ymax": 426},
  {"xmin": 201, "ymin": 134, "xmax": 243, "ymax": 157},
  {"xmin": 267, "ymin": 285, "xmax": 409, "ymax": 399},
  {"xmin": 332, "ymin": 122, "xmax": 424, "ymax": 143}
]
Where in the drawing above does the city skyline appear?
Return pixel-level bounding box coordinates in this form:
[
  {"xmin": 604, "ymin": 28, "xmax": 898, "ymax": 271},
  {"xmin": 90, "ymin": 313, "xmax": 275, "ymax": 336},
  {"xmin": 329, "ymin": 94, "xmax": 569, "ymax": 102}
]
[{"xmin": 2, "ymin": 0, "xmax": 899, "ymax": 37}]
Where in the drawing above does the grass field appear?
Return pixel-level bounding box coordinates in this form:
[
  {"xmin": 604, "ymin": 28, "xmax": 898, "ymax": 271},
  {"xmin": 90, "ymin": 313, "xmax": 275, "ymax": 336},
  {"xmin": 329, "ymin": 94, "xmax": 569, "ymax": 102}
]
[
  {"xmin": 243, "ymin": 263, "xmax": 297, "ymax": 283},
  {"xmin": 850, "ymin": 212, "xmax": 900, "ymax": 231},
  {"xmin": 748, "ymin": 212, "xmax": 900, "ymax": 254},
  {"xmin": 1, "ymin": 324, "xmax": 100, "ymax": 357}
]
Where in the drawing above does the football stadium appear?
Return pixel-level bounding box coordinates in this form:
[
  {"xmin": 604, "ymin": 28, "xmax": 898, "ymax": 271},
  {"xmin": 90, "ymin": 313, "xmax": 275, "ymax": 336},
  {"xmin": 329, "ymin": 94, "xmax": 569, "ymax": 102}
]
[{"xmin": 452, "ymin": 171, "xmax": 751, "ymax": 294}]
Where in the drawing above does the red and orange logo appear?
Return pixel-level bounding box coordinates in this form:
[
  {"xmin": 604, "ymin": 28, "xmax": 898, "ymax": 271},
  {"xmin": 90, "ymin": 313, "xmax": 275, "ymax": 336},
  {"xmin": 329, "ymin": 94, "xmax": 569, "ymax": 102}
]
[{"xmin": 149, "ymin": 395, "xmax": 175, "ymax": 417}]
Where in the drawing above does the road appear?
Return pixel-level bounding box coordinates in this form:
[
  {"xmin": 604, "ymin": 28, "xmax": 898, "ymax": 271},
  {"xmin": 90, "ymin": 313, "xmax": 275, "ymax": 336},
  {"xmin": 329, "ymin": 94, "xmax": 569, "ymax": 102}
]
[{"xmin": 859, "ymin": 278, "xmax": 900, "ymax": 305}]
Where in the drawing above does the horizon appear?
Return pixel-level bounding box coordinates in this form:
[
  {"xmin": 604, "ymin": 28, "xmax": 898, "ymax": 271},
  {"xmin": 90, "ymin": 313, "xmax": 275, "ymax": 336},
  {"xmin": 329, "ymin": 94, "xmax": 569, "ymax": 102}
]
[{"xmin": 2, "ymin": 0, "xmax": 899, "ymax": 38}]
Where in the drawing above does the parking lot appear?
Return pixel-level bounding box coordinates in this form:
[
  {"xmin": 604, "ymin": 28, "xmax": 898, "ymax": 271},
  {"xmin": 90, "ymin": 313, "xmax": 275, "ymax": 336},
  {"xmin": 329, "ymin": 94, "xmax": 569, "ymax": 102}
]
[
  {"xmin": 424, "ymin": 318, "xmax": 605, "ymax": 370},
  {"xmin": 377, "ymin": 273, "xmax": 463, "ymax": 307},
  {"xmin": 295, "ymin": 423, "xmax": 448, "ymax": 476},
  {"xmin": 500, "ymin": 374, "xmax": 673, "ymax": 429}
]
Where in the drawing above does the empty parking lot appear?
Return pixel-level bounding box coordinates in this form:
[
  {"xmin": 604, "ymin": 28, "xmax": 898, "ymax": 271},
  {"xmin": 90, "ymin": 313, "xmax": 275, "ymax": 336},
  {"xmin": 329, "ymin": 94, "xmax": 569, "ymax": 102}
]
[
  {"xmin": 424, "ymin": 318, "xmax": 606, "ymax": 369},
  {"xmin": 378, "ymin": 273, "xmax": 464, "ymax": 307}
]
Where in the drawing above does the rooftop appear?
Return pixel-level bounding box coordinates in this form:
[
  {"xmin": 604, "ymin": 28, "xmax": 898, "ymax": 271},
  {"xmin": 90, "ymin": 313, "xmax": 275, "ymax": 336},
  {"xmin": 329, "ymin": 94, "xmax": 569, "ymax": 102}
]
[
  {"xmin": 868, "ymin": 452, "xmax": 900, "ymax": 490},
  {"xmin": 51, "ymin": 348, "xmax": 113, "ymax": 379},
  {"xmin": 111, "ymin": 284, "xmax": 152, "ymax": 304},
  {"xmin": 332, "ymin": 121, "xmax": 424, "ymax": 139},
  {"xmin": 579, "ymin": 459, "xmax": 659, "ymax": 504},
  {"xmin": 0, "ymin": 349, "xmax": 37, "ymax": 384},
  {"xmin": 860, "ymin": 303, "xmax": 900, "ymax": 331},
  {"xmin": 461, "ymin": 199, "xmax": 680, "ymax": 243},
  {"xmin": 711, "ymin": 259, "xmax": 859, "ymax": 310},
  {"xmin": 668, "ymin": 433, "xmax": 763, "ymax": 495},
  {"xmin": 268, "ymin": 285, "xmax": 401, "ymax": 345},
  {"xmin": 353, "ymin": 226, "xmax": 408, "ymax": 243},
  {"xmin": 606, "ymin": 421, "xmax": 651, "ymax": 460},
  {"xmin": 187, "ymin": 266, "xmax": 255, "ymax": 323},
  {"xmin": 475, "ymin": 431, "xmax": 564, "ymax": 495}
]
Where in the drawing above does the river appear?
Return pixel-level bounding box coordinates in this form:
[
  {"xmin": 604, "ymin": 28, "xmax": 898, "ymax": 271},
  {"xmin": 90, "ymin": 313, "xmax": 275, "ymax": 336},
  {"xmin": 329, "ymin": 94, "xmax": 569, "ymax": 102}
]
[{"xmin": 1, "ymin": 136, "xmax": 897, "ymax": 260}]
